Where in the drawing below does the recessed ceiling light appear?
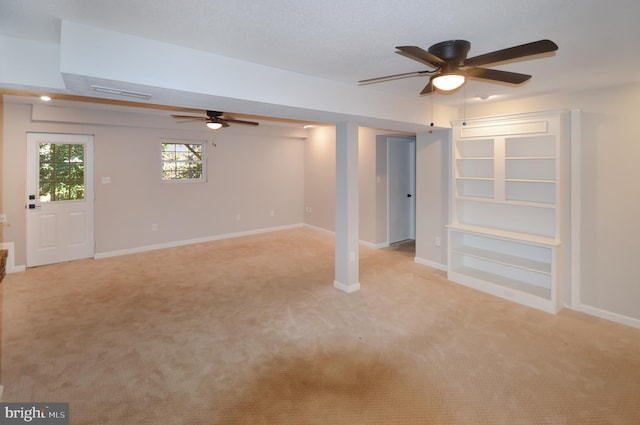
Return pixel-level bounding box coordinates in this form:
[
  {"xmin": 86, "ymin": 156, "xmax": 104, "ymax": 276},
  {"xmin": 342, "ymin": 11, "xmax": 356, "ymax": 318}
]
[{"xmin": 40, "ymin": 95, "xmax": 51, "ymax": 101}]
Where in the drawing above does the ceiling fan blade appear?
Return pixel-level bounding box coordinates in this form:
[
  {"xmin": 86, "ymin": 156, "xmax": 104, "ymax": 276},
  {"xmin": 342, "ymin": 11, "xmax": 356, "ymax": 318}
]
[
  {"xmin": 359, "ymin": 70, "xmax": 431, "ymax": 84},
  {"xmin": 464, "ymin": 39, "xmax": 558, "ymax": 67},
  {"xmin": 467, "ymin": 68, "xmax": 532, "ymax": 84},
  {"xmin": 420, "ymin": 77, "xmax": 435, "ymax": 95},
  {"xmin": 222, "ymin": 117, "xmax": 259, "ymax": 126},
  {"xmin": 172, "ymin": 114, "xmax": 207, "ymax": 121},
  {"xmin": 396, "ymin": 46, "xmax": 446, "ymax": 68}
]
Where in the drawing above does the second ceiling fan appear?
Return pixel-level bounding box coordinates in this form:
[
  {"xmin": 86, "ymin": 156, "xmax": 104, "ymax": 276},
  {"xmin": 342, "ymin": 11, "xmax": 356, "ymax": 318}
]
[
  {"xmin": 360, "ymin": 39, "xmax": 558, "ymax": 95},
  {"xmin": 172, "ymin": 110, "xmax": 259, "ymax": 129}
]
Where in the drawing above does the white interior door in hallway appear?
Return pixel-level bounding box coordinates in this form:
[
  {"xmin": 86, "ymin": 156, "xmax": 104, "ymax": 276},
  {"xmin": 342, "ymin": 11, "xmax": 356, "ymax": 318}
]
[
  {"xmin": 26, "ymin": 133, "xmax": 95, "ymax": 267},
  {"xmin": 388, "ymin": 137, "xmax": 416, "ymax": 244}
]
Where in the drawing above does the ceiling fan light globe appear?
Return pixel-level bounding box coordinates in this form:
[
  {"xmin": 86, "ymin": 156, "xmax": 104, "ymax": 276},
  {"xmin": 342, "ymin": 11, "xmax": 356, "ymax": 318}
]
[
  {"xmin": 432, "ymin": 74, "xmax": 465, "ymax": 91},
  {"xmin": 206, "ymin": 121, "xmax": 223, "ymax": 130}
]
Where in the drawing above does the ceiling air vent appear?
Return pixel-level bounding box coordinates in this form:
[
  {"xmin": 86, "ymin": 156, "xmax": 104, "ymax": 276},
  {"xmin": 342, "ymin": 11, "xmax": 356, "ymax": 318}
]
[{"xmin": 90, "ymin": 85, "xmax": 152, "ymax": 100}]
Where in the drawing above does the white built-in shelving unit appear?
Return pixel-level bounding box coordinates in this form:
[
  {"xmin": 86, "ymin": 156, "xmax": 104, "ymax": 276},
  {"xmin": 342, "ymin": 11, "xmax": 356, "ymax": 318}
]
[{"xmin": 448, "ymin": 110, "xmax": 569, "ymax": 313}]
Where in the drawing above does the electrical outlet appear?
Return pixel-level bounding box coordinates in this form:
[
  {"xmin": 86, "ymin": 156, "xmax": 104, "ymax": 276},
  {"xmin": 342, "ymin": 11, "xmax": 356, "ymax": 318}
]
[
  {"xmin": 151, "ymin": 223, "xmax": 158, "ymax": 231},
  {"xmin": 435, "ymin": 236, "xmax": 441, "ymax": 247}
]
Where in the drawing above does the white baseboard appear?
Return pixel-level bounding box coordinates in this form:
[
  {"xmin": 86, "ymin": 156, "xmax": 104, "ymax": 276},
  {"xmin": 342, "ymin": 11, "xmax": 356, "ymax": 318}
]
[
  {"xmin": 414, "ymin": 256, "xmax": 447, "ymax": 272},
  {"xmin": 360, "ymin": 240, "xmax": 389, "ymax": 249},
  {"xmin": 95, "ymin": 223, "xmax": 304, "ymax": 259},
  {"xmin": 333, "ymin": 280, "xmax": 361, "ymax": 293},
  {"xmin": 0, "ymin": 242, "xmax": 26, "ymax": 273},
  {"xmin": 303, "ymin": 224, "xmax": 389, "ymax": 249},
  {"xmin": 579, "ymin": 304, "xmax": 640, "ymax": 329},
  {"xmin": 303, "ymin": 223, "xmax": 335, "ymax": 235}
]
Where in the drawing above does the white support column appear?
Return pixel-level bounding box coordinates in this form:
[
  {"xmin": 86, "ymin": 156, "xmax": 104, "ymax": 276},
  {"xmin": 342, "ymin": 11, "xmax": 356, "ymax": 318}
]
[{"xmin": 334, "ymin": 122, "xmax": 360, "ymax": 293}]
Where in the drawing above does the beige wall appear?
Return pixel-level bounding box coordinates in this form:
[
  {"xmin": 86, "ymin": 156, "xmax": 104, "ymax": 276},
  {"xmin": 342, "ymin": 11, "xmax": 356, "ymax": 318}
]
[
  {"xmin": 359, "ymin": 127, "xmax": 397, "ymax": 246},
  {"xmin": 358, "ymin": 128, "xmax": 377, "ymax": 244},
  {"xmin": 415, "ymin": 129, "xmax": 450, "ymax": 269},
  {"xmin": 303, "ymin": 125, "xmax": 402, "ymax": 246},
  {"xmin": 303, "ymin": 126, "xmax": 337, "ymax": 233},
  {"xmin": 374, "ymin": 136, "xmax": 388, "ymax": 246},
  {"xmin": 3, "ymin": 102, "xmax": 305, "ymax": 264},
  {"xmin": 462, "ymin": 82, "xmax": 640, "ymax": 322}
]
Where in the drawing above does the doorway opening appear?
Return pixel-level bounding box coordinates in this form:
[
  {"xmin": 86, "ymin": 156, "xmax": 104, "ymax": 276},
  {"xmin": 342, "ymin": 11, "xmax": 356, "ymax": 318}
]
[{"xmin": 387, "ymin": 136, "xmax": 416, "ymax": 249}]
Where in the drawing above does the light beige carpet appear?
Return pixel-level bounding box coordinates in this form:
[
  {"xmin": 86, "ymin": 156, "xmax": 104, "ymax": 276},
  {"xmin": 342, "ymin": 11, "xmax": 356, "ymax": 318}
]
[{"xmin": 2, "ymin": 228, "xmax": 639, "ymax": 424}]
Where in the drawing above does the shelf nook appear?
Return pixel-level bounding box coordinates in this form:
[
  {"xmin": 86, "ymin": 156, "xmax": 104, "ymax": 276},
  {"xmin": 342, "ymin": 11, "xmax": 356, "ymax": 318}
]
[{"xmin": 448, "ymin": 110, "xmax": 569, "ymax": 314}]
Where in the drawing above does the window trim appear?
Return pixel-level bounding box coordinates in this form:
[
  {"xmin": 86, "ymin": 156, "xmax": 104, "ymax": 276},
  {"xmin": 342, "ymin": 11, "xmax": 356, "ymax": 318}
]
[{"xmin": 160, "ymin": 139, "xmax": 207, "ymax": 183}]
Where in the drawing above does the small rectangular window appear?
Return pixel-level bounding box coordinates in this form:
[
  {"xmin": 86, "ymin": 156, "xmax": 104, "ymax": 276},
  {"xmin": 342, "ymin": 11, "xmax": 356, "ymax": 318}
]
[
  {"xmin": 161, "ymin": 139, "xmax": 206, "ymax": 183},
  {"xmin": 39, "ymin": 142, "xmax": 85, "ymax": 202}
]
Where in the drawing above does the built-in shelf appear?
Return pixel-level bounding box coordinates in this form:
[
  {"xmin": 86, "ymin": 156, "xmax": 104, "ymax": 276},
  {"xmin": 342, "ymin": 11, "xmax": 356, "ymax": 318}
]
[
  {"xmin": 456, "ymin": 178, "xmax": 494, "ymax": 199},
  {"xmin": 447, "ymin": 223, "xmax": 559, "ymax": 246},
  {"xmin": 456, "ymin": 138, "xmax": 494, "ymax": 158},
  {"xmin": 456, "ymin": 158, "xmax": 494, "ymax": 178},
  {"xmin": 450, "ymin": 267, "xmax": 552, "ymax": 300},
  {"xmin": 451, "ymin": 245, "xmax": 551, "ymax": 274},
  {"xmin": 448, "ymin": 111, "xmax": 567, "ymax": 314}
]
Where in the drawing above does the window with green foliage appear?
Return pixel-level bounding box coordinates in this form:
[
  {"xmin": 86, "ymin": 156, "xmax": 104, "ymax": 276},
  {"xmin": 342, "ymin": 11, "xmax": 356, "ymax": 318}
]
[
  {"xmin": 39, "ymin": 143, "xmax": 85, "ymax": 202},
  {"xmin": 161, "ymin": 140, "xmax": 206, "ymax": 182}
]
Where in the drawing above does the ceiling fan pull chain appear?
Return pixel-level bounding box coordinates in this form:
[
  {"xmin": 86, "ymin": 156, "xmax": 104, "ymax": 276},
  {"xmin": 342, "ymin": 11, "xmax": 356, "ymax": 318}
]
[
  {"xmin": 462, "ymin": 84, "xmax": 467, "ymax": 126},
  {"xmin": 429, "ymin": 84, "xmax": 435, "ymax": 130}
]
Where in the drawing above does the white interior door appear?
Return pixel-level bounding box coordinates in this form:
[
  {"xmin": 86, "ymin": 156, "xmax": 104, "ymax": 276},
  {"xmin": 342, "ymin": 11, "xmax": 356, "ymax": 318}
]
[
  {"xmin": 26, "ymin": 133, "xmax": 94, "ymax": 267},
  {"xmin": 388, "ymin": 137, "xmax": 416, "ymax": 244}
]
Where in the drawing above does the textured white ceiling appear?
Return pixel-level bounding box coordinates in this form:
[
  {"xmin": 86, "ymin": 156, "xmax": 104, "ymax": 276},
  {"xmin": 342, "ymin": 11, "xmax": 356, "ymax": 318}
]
[{"xmin": 1, "ymin": 0, "xmax": 640, "ymax": 106}]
